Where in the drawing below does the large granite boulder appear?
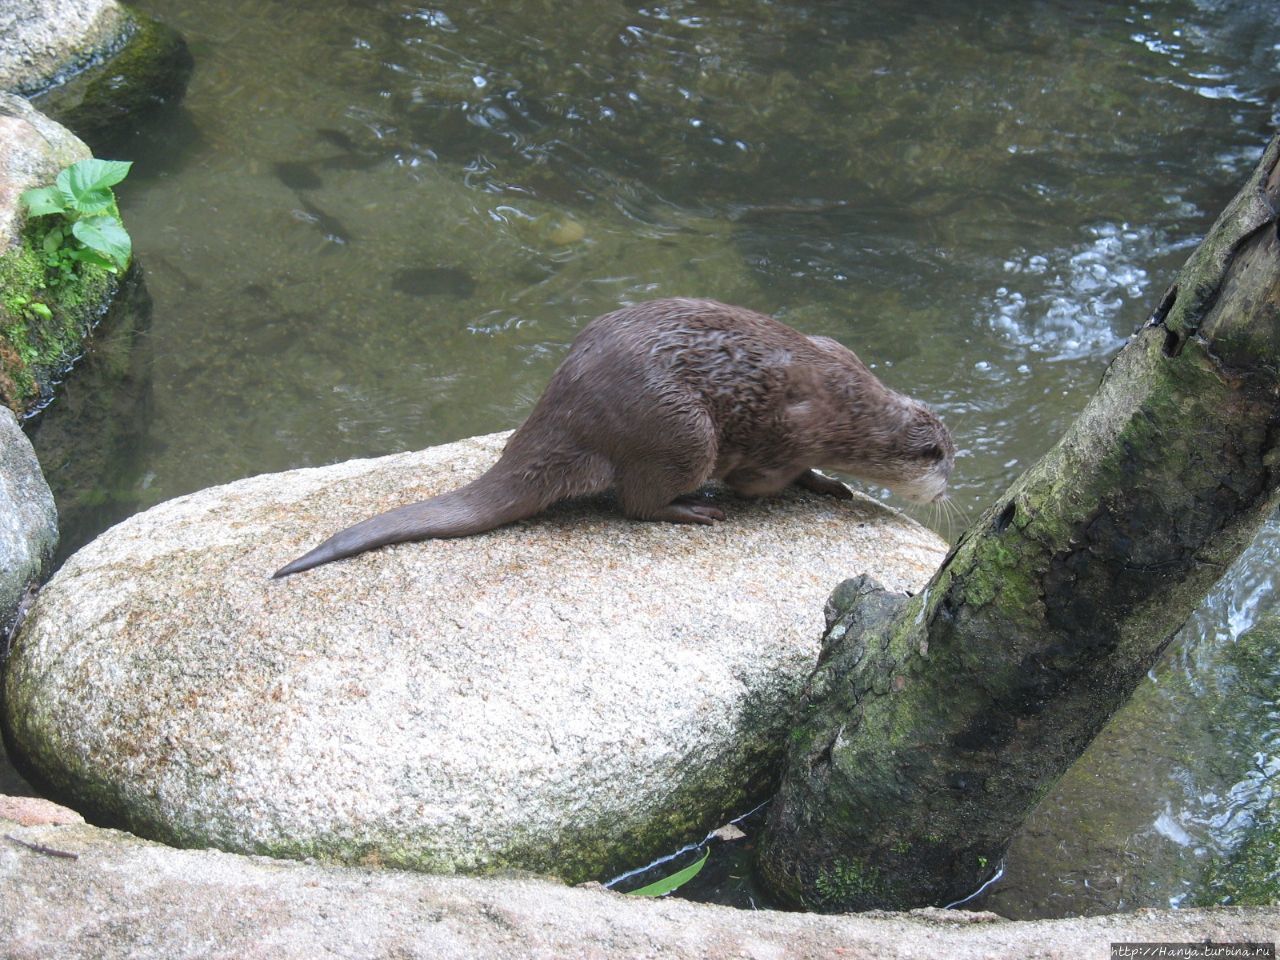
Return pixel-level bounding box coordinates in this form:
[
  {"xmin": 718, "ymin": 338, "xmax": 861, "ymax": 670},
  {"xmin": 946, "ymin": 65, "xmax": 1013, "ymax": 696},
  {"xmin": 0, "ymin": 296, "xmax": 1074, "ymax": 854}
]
[
  {"xmin": 2, "ymin": 798, "xmax": 1276, "ymax": 959},
  {"xmin": 3, "ymin": 431, "xmax": 946, "ymax": 882},
  {"xmin": 0, "ymin": 406, "xmax": 56, "ymax": 641}
]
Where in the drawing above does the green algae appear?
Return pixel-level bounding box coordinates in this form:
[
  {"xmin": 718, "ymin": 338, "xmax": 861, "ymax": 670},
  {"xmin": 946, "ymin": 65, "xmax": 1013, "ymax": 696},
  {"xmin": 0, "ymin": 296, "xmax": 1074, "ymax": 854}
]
[{"xmin": 813, "ymin": 856, "xmax": 888, "ymax": 908}]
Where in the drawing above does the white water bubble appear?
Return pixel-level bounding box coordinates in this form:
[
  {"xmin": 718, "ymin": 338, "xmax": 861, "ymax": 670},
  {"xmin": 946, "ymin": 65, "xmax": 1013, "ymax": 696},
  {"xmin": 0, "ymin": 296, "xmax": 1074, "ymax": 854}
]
[{"xmin": 982, "ymin": 223, "xmax": 1168, "ymax": 360}]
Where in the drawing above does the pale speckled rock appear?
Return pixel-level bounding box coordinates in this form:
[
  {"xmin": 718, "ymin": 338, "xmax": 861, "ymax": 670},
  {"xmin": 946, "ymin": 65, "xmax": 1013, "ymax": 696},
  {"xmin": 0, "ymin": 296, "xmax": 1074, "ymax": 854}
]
[
  {"xmin": 0, "ymin": 406, "xmax": 57, "ymax": 638},
  {"xmin": 3, "ymin": 431, "xmax": 946, "ymax": 881},
  {"xmin": 1, "ymin": 808, "xmax": 1277, "ymax": 960},
  {"xmin": 0, "ymin": 90, "xmax": 90, "ymax": 248},
  {"xmin": 0, "ymin": 0, "xmax": 130, "ymax": 97}
]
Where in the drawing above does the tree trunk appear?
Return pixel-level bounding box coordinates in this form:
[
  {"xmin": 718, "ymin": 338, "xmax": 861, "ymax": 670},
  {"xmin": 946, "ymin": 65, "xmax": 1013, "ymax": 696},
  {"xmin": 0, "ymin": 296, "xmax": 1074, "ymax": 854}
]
[{"xmin": 757, "ymin": 133, "xmax": 1280, "ymax": 911}]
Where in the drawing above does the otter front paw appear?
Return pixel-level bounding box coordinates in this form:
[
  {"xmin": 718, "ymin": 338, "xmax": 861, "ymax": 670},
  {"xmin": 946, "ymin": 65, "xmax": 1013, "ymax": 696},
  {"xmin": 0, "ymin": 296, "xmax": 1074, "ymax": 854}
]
[{"xmin": 795, "ymin": 469, "xmax": 854, "ymax": 500}]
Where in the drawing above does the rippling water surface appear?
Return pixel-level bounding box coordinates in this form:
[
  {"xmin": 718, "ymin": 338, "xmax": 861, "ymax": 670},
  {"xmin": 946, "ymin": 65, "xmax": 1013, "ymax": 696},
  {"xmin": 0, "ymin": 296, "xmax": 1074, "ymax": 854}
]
[{"xmin": 27, "ymin": 0, "xmax": 1280, "ymax": 918}]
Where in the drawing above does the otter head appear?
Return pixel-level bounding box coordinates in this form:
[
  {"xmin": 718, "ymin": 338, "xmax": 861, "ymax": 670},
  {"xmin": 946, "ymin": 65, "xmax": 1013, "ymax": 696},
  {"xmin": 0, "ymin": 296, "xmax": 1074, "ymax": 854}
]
[
  {"xmin": 884, "ymin": 402, "xmax": 955, "ymax": 504},
  {"xmin": 820, "ymin": 396, "xmax": 955, "ymax": 505}
]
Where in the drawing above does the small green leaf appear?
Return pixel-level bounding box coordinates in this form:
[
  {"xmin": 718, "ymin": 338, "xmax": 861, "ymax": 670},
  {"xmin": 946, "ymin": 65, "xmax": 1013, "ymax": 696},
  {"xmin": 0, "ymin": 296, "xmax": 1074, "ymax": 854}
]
[
  {"xmin": 57, "ymin": 158, "xmax": 132, "ymax": 214},
  {"xmin": 71, "ymin": 215, "xmax": 131, "ymax": 269},
  {"xmin": 27, "ymin": 302, "xmax": 53, "ymax": 321},
  {"xmin": 19, "ymin": 186, "xmax": 66, "ymax": 217},
  {"xmin": 70, "ymin": 248, "xmax": 116, "ymax": 270},
  {"xmin": 42, "ymin": 226, "xmax": 65, "ymax": 255},
  {"xmin": 626, "ymin": 850, "xmax": 709, "ymax": 897}
]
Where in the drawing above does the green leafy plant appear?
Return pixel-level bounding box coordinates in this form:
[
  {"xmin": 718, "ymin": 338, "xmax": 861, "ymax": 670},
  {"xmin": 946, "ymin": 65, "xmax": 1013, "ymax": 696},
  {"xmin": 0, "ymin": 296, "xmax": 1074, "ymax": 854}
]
[
  {"xmin": 19, "ymin": 158, "xmax": 133, "ymax": 276},
  {"xmin": 625, "ymin": 849, "xmax": 709, "ymax": 897}
]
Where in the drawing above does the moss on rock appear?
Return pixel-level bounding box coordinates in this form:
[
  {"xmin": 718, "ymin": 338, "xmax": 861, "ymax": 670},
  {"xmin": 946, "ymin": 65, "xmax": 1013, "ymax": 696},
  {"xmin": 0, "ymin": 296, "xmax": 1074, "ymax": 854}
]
[{"xmin": 0, "ymin": 219, "xmax": 118, "ymax": 416}]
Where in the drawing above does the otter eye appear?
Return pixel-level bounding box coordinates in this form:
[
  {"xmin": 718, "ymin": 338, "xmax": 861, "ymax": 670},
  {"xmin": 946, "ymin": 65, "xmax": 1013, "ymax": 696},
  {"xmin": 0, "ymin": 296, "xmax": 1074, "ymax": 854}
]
[{"xmin": 922, "ymin": 443, "xmax": 945, "ymax": 461}]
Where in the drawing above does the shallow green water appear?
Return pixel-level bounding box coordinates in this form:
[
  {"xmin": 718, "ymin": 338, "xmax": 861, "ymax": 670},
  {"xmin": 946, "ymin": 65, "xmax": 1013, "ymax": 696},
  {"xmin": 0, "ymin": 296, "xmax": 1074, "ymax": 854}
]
[{"xmin": 26, "ymin": 0, "xmax": 1280, "ymax": 918}]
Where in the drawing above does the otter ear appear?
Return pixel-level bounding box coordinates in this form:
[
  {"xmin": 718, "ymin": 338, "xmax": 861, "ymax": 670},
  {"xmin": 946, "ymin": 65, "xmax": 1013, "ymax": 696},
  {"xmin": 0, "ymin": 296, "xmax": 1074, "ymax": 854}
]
[{"xmin": 921, "ymin": 442, "xmax": 946, "ymax": 461}]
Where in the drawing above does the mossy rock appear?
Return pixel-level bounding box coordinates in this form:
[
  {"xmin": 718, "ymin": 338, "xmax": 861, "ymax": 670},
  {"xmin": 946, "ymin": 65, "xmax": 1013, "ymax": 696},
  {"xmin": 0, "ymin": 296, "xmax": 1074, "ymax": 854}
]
[
  {"xmin": 0, "ymin": 92, "xmax": 139, "ymax": 417},
  {"xmin": 28, "ymin": 7, "xmax": 193, "ymax": 150},
  {"xmin": 0, "ymin": 223, "xmax": 120, "ymax": 416}
]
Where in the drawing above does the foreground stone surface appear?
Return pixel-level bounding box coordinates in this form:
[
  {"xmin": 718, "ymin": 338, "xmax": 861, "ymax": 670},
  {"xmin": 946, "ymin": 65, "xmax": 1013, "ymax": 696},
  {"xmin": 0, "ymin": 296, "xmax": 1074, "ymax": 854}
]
[
  {"xmin": 0, "ymin": 407, "xmax": 56, "ymax": 639},
  {"xmin": 1, "ymin": 807, "xmax": 1275, "ymax": 960},
  {"xmin": 3, "ymin": 431, "xmax": 946, "ymax": 882}
]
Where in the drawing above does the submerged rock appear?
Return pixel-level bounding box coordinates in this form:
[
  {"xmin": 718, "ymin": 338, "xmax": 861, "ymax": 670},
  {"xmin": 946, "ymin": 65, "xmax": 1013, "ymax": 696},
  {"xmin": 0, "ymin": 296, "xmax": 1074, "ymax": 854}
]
[
  {"xmin": 3, "ymin": 431, "xmax": 945, "ymax": 882},
  {"xmin": 1194, "ymin": 613, "xmax": 1280, "ymax": 907},
  {"xmin": 1, "ymin": 800, "xmax": 1276, "ymax": 960}
]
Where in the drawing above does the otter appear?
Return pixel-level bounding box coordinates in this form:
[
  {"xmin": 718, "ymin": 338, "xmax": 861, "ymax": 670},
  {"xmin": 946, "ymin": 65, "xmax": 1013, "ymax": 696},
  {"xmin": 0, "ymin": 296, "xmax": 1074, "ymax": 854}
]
[{"xmin": 272, "ymin": 298, "xmax": 954, "ymax": 578}]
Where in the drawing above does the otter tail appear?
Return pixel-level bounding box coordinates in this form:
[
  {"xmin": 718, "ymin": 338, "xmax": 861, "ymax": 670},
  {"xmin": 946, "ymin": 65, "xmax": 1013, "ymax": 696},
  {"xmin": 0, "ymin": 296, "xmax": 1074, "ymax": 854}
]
[{"xmin": 271, "ymin": 463, "xmax": 551, "ymax": 578}]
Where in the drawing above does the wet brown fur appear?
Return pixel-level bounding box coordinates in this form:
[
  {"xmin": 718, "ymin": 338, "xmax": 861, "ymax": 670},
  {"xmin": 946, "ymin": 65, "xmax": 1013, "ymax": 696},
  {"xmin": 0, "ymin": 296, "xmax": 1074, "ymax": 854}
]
[{"xmin": 273, "ymin": 298, "xmax": 954, "ymax": 577}]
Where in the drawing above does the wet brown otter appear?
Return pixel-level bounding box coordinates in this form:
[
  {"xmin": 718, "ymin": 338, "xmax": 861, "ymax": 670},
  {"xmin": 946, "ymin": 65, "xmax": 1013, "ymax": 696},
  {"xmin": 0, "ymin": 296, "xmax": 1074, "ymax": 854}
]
[{"xmin": 273, "ymin": 298, "xmax": 954, "ymax": 578}]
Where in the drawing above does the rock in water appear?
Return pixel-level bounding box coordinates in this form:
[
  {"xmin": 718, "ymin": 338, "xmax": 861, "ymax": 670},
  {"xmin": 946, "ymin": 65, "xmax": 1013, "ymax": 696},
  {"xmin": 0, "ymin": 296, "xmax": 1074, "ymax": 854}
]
[
  {"xmin": 1, "ymin": 1, "xmax": 193, "ymax": 147},
  {"xmin": 2, "ymin": 431, "xmax": 945, "ymax": 881},
  {"xmin": 0, "ymin": 407, "xmax": 57, "ymax": 639},
  {"xmin": 0, "ymin": 93, "xmax": 90, "ymax": 238}
]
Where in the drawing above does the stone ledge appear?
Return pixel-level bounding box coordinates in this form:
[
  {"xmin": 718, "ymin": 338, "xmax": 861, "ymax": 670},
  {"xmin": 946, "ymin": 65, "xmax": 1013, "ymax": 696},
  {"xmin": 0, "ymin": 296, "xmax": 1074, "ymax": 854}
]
[{"xmin": 1, "ymin": 807, "xmax": 1275, "ymax": 960}]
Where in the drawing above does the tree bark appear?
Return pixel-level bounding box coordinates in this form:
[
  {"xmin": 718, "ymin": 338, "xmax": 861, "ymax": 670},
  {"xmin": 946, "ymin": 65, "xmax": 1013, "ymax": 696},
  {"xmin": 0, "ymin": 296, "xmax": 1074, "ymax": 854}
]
[{"xmin": 757, "ymin": 133, "xmax": 1280, "ymax": 911}]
